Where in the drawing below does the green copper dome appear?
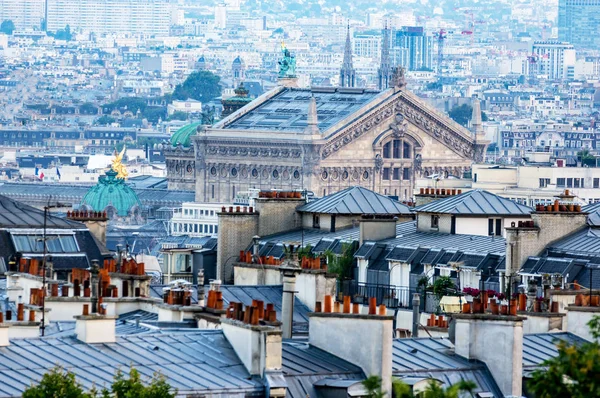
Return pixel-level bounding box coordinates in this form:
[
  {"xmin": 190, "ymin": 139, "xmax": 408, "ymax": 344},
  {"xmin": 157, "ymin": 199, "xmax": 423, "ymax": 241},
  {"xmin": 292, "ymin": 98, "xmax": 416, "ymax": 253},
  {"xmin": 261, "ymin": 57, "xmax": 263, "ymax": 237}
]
[
  {"xmin": 81, "ymin": 170, "xmax": 142, "ymax": 217},
  {"xmin": 170, "ymin": 122, "xmax": 201, "ymax": 148}
]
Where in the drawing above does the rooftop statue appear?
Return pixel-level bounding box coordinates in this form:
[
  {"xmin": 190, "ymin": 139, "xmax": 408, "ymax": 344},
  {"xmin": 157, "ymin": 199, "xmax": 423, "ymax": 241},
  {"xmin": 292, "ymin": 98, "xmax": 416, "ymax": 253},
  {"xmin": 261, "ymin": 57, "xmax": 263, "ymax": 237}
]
[
  {"xmin": 112, "ymin": 146, "xmax": 129, "ymax": 180},
  {"xmin": 278, "ymin": 41, "xmax": 296, "ymax": 78}
]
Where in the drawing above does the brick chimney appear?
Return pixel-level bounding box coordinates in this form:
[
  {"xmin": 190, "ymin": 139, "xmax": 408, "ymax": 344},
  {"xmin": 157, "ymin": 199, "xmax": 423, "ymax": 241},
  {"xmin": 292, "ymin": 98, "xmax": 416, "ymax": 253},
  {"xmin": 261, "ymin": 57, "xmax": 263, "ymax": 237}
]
[
  {"xmin": 253, "ymin": 193, "xmax": 304, "ymax": 237},
  {"xmin": 74, "ymin": 314, "xmax": 117, "ymax": 343},
  {"xmin": 67, "ymin": 210, "xmax": 109, "ymax": 246},
  {"xmin": 452, "ymin": 314, "xmax": 525, "ymax": 396},
  {"xmin": 308, "ymin": 299, "xmax": 393, "ymax": 396},
  {"xmin": 505, "ymin": 196, "xmax": 587, "ymax": 275},
  {"xmin": 216, "ymin": 206, "xmax": 259, "ymax": 283}
]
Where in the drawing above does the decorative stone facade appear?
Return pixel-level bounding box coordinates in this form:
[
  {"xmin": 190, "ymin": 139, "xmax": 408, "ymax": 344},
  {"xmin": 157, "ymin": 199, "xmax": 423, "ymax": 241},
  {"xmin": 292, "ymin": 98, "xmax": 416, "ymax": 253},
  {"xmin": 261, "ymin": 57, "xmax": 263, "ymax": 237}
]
[{"xmin": 165, "ymin": 84, "xmax": 487, "ymax": 201}]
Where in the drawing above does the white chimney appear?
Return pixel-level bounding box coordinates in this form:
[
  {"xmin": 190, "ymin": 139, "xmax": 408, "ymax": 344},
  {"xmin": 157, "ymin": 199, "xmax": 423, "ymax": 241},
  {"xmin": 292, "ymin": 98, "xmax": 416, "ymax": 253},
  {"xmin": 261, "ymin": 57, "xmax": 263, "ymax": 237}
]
[
  {"xmin": 74, "ymin": 314, "xmax": 117, "ymax": 344},
  {"xmin": 566, "ymin": 305, "xmax": 600, "ymax": 341},
  {"xmin": 359, "ymin": 216, "xmax": 398, "ymax": 245},
  {"xmin": 453, "ymin": 314, "xmax": 524, "ymax": 397},
  {"xmin": 221, "ymin": 318, "xmax": 282, "ymax": 376},
  {"xmin": 0, "ymin": 325, "xmax": 8, "ymax": 346},
  {"xmin": 309, "ymin": 310, "xmax": 394, "ymax": 396}
]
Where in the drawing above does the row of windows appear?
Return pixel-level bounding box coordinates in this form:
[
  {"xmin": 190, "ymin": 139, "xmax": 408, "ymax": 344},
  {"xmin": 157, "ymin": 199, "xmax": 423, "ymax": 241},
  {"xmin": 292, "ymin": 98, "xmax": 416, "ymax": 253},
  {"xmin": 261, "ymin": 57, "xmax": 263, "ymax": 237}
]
[
  {"xmin": 556, "ymin": 178, "xmax": 586, "ymax": 188},
  {"xmin": 382, "ymin": 140, "xmax": 411, "ymax": 159},
  {"xmin": 172, "ymin": 223, "xmax": 217, "ymax": 234},
  {"xmin": 210, "ymin": 167, "xmax": 301, "ymax": 180},
  {"xmin": 382, "ymin": 167, "xmax": 411, "ymax": 180},
  {"xmin": 182, "ymin": 209, "xmax": 215, "ymax": 217},
  {"xmin": 12, "ymin": 234, "xmax": 79, "ymax": 253}
]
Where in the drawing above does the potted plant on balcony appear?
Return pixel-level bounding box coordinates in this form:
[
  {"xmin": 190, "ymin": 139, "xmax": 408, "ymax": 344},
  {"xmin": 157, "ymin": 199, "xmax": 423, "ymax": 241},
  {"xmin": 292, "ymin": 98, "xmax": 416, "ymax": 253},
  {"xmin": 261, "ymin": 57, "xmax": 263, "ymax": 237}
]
[
  {"xmin": 463, "ymin": 287, "xmax": 482, "ymax": 313},
  {"xmin": 534, "ymin": 296, "xmax": 544, "ymax": 312},
  {"xmin": 433, "ymin": 276, "xmax": 456, "ymax": 314}
]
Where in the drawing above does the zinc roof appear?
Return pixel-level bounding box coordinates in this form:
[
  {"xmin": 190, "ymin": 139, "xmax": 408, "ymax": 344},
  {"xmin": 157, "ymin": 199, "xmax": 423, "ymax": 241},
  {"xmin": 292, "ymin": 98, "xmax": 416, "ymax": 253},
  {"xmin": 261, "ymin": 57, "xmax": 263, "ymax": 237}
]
[
  {"xmin": 522, "ymin": 332, "xmax": 588, "ymax": 370},
  {"xmin": 0, "ymin": 194, "xmax": 84, "ymax": 229},
  {"xmin": 0, "ymin": 331, "xmax": 264, "ymax": 397},
  {"xmin": 414, "ymin": 189, "xmax": 533, "ymax": 216},
  {"xmin": 297, "ymin": 186, "xmax": 412, "ymax": 215},
  {"xmin": 392, "ymin": 338, "xmax": 503, "ymax": 397}
]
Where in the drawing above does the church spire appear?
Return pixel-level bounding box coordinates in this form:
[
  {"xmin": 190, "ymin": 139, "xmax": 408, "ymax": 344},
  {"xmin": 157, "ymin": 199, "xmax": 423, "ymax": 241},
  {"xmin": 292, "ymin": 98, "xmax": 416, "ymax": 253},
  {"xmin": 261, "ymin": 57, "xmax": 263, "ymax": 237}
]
[
  {"xmin": 377, "ymin": 23, "xmax": 392, "ymax": 90},
  {"xmin": 340, "ymin": 21, "xmax": 356, "ymax": 88}
]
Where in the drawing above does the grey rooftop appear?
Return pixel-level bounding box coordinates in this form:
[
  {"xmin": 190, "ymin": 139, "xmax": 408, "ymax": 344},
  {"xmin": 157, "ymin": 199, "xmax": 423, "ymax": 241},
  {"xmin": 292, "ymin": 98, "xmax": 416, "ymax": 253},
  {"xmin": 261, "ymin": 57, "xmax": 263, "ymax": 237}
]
[
  {"xmin": 414, "ymin": 189, "xmax": 533, "ymax": 216},
  {"xmin": 297, "ymin": 186, "xmax": 412, "ymax": 215}
]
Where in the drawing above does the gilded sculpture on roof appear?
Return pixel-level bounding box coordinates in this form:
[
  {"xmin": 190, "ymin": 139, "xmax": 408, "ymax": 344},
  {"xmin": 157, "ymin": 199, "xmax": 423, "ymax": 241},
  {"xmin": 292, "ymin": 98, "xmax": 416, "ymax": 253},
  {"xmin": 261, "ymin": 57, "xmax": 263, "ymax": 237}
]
[{"xmin": 112, "ymin": 146, "xmax": 129, "ymax": 180}]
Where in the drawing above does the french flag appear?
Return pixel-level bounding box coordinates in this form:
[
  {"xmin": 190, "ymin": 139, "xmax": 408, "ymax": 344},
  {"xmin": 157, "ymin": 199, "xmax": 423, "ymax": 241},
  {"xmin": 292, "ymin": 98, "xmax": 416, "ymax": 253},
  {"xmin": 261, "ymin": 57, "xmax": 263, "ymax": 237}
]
[{"xmin": 35, "ymin": 167, "xmax": 44, "ymax": 180}]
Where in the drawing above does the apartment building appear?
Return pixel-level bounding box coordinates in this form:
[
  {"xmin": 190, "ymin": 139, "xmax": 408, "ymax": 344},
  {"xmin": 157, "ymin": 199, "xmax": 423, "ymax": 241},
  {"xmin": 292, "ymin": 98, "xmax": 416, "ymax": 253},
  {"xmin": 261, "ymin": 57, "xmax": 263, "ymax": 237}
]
[
  {"xmin": 46, "ymin": 0, "xmax": 172, "ymax": 35},
  {"xmin": 0, "ymin": 0, "xmax": 45, "ymax": 30}
]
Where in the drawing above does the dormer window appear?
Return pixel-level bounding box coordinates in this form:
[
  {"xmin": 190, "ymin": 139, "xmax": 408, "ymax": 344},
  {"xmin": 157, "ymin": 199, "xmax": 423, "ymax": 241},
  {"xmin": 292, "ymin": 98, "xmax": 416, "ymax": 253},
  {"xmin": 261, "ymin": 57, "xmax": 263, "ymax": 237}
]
[{"xmin": 430, "ymin": 215, "xmax": 439, "ymax": 229}]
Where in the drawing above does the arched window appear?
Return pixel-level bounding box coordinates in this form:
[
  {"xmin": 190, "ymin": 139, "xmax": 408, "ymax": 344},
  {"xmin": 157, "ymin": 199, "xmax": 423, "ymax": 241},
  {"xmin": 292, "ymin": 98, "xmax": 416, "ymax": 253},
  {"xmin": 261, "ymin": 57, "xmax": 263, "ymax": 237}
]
[
  {"xmin": 403, "ymin": 142, "xmax": 411, "ymax": 158},
  {"xmin": 383, "ymin": 142, "xmax": 391, "ymax": 158}
]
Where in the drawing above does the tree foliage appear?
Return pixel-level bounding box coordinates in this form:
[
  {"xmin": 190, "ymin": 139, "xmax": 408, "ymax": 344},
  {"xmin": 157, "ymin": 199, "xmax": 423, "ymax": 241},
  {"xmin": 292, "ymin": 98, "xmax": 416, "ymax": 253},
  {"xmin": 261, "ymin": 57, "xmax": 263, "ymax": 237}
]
[
  {"xmin": 1, "ymin": 20, "xmax": 15, "ymax": 35},
  {"xmin": 362, "ymin": 375, "xmax": 476, "ymax": 398},
  {"xmin": 22, "ymin": 367, "xmax": 94, "ymax": 398},
  {"xmin": 105, "ymin": 367, "xmax": 175, "ymax": 398},
  {"xmin": 172, "ymin": 71, "xmax": 221, "ymax": 104},
  {"xmin": 529, "ymin": 316, "xmax": 600, "ymax": 398},
  {"xmin": 325, "ymin": 242, "xmax": 355, "ymax": 280},
  {"xmin": 23, "ymin": 366, "xmax": 176, "ymax": 398},
  {"xmin": 448, "ymin": 104, "xmax": 488, "ymax": 127}
]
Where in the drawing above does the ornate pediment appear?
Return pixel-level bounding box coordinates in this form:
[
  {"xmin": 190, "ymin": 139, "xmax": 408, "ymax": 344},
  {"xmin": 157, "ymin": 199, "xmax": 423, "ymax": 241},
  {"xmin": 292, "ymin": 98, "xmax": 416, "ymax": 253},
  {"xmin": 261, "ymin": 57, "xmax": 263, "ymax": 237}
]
[{"xmin": 321, "ymin": 91, "xmax": 476, "ymax": 160}]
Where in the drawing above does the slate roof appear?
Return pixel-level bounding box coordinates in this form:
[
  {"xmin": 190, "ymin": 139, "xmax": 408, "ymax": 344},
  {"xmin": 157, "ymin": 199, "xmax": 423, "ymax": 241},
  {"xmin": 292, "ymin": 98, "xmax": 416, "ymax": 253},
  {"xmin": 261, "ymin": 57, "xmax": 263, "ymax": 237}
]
[
  {"xmin": 0, "ymin": 331, "xmax": 265, "ymax": 397},
  {"xmin": 282, "ymin": 340, "xmax": 365, "ymax": 398},
  {"xmin": 220, "ymin": 87, "xmax": 384, "ymax": 132},
  {"xmin": 548, "ymin": 227, "xmax": 600, "ymax": 255},
  {"xmin": 414, "ymin": 189, "xmax": 533, "ymax": 216},
  {"xmin": 392, "ymin": 338, "xmax": 503, "ymax": 397},
  {"xmin": 0, "ymin": 194, "xmax": 84, "ymax": 229},
  {"xmin": 522, "ymin": 332, "xmax": 589, "ymax": 372},
  {"xmin": 297, "ymin": 186, "xmax": 412, "ymax": 215}
]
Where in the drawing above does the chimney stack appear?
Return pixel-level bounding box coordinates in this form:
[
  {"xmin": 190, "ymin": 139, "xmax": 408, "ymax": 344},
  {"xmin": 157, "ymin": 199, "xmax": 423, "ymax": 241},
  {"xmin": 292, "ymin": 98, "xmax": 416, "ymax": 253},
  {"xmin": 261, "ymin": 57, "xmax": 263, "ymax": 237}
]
[
  {"xmin": 74, "ymin": 314, "xmax": 117, "ymax": 344},
  {"xmin": 505, "ymin": 207, "xmax": 587, "ymax": 276},
  {"xmin": 308, "ymin": 305, "xmax": 393, "ymax": 396},
  {"xmin": 281, "ymin": 267, "xmax": 301, "ymax": 339},
  {"xmin": 359, "ymin": 215, "xmax": 398, "ymax": 245},
  {"xmin": 453, "ymin": 314, "xmax": 525, "ymax": 397},
  {"xmin": 221, "ymin": 316, "xmax": 284, "ymax": 395}
]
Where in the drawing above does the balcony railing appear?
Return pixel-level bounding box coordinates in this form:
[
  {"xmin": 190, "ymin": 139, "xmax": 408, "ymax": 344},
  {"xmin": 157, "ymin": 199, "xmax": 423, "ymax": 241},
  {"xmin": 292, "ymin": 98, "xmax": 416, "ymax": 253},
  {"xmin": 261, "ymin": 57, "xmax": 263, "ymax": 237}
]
[{"xmin": 337, "ymin": 280, "xmax": 414, "ymax": 309}]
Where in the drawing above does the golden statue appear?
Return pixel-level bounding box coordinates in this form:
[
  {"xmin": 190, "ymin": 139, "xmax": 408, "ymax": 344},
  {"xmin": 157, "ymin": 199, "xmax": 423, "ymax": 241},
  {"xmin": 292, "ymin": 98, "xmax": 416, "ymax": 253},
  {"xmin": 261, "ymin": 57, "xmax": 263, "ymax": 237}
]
[{"xmin": 112, "ymin": 146, "xmax": 129, "ymax": 179}]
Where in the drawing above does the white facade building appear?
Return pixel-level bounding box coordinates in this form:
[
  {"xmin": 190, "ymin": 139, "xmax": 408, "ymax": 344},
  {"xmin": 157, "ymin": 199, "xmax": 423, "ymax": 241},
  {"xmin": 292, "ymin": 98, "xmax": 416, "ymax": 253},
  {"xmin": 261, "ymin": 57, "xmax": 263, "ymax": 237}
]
[
  {"xmin": 530, "ymin": 41, "xmax": 576, "ymax": 80},
  {"xmin": 46, "ymin": 0, "xmax": 172, "ymax": 35},
  {"xmin": 0, "ymin": 0, "xmax": 46, "ymax": 30}
]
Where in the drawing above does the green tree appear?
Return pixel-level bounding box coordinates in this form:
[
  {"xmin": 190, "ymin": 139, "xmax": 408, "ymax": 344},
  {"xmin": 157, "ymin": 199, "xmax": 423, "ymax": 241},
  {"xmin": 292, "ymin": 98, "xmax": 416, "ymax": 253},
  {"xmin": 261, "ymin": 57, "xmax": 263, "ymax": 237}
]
[
  {"xmin": 167, "ymin": 111, "xmax": 189, "ymax": 121},
  {"xmin": 22, "ymin": 366, "xmax": 94, "ymax": 398},
  {"xmin": 23, "ymin": 366, "xmax": 176, "ymax": 398},
  {"xmin": 578, "ymin": 149, "xmax": 596, "ymax": 167},
  {"xmin": 325, "ymin": 242, "xmax": 355, "ymax": 280},
  {"xmin": 96, "ymin": 115, "xmax": 116, "ymax": 125},
  {"xmin": 1, "ymin": 20, "xmax": 15, "ymax": 35},
  {"xmin": 172, "ymin": 71, "xmax": 221, "ymax": 103},
  {"xmin": 362, "ymin": 376, "xmax": 476, "ymax": 398},
  {"xmin": 104, "ymin": 367, "xmax": 175, "ymax": 398},
  {"xmin": 448, "ymin": 104, "xmax": 488, "ymax": 127},
  {"xmin": 529, "ymin": 316, "xmax": 600, "ymax": 398}
]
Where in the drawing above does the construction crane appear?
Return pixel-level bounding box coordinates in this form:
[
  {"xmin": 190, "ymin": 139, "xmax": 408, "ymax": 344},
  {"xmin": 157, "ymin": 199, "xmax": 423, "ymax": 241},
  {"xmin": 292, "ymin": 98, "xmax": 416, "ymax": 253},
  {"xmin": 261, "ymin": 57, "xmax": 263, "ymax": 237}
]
[{"xmin": 434, "ymin": 29, "xmax": 446, "ymax": 82}]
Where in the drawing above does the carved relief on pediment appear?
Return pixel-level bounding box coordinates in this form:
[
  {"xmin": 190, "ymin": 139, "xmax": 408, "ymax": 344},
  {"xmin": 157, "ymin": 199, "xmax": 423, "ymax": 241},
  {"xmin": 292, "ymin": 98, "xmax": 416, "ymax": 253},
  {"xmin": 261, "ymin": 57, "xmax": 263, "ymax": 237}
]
[{"xmin": 321, "ymin": 94, "xmax": 476, "ymax": 160}]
